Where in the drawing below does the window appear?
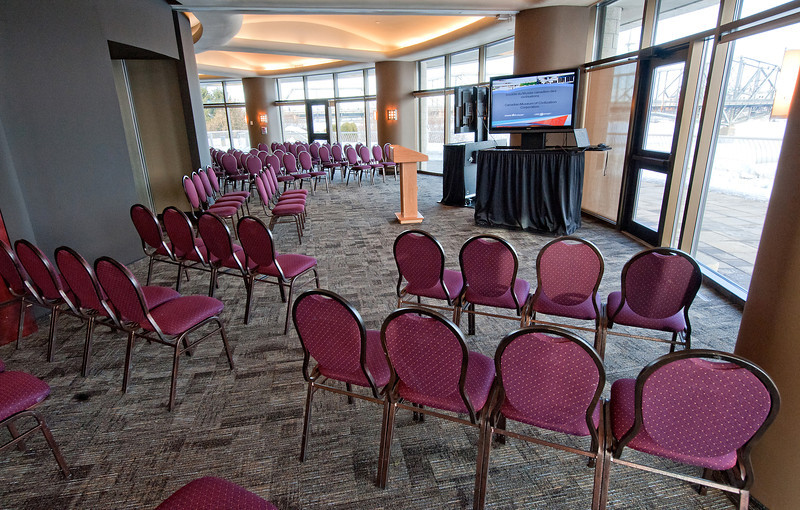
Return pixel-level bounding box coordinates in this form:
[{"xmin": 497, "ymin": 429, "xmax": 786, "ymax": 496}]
[
  {"xmin": 367, "ymin": 99, "xmax": 378, "ymax": 147},
  {"xmin": 485, "ymin": 38, "xmax": 514, "ymax": 80},
  {"xmin": 279, "ymin": 104, "xmax": 308, "ymax": 142},
  {"xmin": 201, "ymin": 81, "xmax": 247, "ymax": 149},
  {"xmin": 654, "ymin": 0, "xmax": 720, "ymax": 45},
  {"xmin": 278, "ymin": 77, "xmax": 304, "ymax": 101},
  {"xmin": 450, "ymin": 49, "xmax": 479, "ymax": 86},
  {"xmin": 420, "ymin": 95, "xmax": 445, "ymax": 172},
  {"xmin": 306, "ymin": 74, "xmax": 334, "ymax": 99},
  {"xmin": 366, "ymin": 68, "xmax": 377, "ymax": 96},
  {"xmin": 596, "ymin": 0, "xmax": 646, "ymax": 59},
  {"xmin": 337, "ymin": 71, "xmax": 364, "ymax": 97},
  {"xmin": 336, "ymin": 100, "xmax": 366, "ymax": 144},
  {"xmin": 420, "ymin": 57, "xmax": 446, "ymax": 90}
]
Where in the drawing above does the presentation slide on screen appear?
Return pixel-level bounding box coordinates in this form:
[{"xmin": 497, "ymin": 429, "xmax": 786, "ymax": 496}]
[{"xmin": 491, "ymin": 72, "xmax": 574, "ymax": 129}]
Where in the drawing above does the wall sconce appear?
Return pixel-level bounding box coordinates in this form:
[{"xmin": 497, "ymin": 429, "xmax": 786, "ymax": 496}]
[
  {"xmin": 387, "ymin": 108, "xmax": 398, "ymax": 121},
  {"xmin": 259, "ymin": 113, "xmax": 268, "ymax": 124},
  {"xmin": 771, "ymin": 49, "xmax": 799, "ymax": 119}
]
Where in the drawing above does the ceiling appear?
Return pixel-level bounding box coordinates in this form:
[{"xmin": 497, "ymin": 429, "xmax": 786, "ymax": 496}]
[{"xmin": 169, "ymin": 1, "xmax": 597, "ymax": 79}]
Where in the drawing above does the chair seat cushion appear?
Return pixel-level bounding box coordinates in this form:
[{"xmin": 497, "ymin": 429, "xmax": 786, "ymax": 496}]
[
  {"xmin": 322, "ymin": 162, "xmax": 341, "ymax": 168},
  {"xmin": 213, "ymin": 195, "xmax": 246, "ymax": 205},
  {"xmin": 276, "ymin": 175, "xmax": 295, "ymax": 182},
  {"xmin": 223, "ymin": 191, "xmax": 250, "ymax": 199},
  {"xmin": 281, "ymin": 189, "xmax": 308, "ymax": 197},
  {"xmin": 606, "ymin": 292, "xmax": 687, "ymax": 332},
  {"xmin": 156, "ymin": 476, "xmax": 276, "ymax": 510},
  {"xmin": 318, "ymin": 330, "xmax": 391, "ymax": 388},
  {"xmin": 277, "ymin": 196, "xmax": 306, "ymax": 205},
  {"xmin": 397, "ymin": 351, "xmax": 494, "ymax": 415},
  {"xmin": 464, "ymin": 278, "xmax": 531, "ymax": 311},
  {"xmin": 226, "ymin": 174, "xmax": 250, "ymax": 181},
  {"xmin": 310, "ymin": 171, "xmax": 327, "ymax": 177},
  {"xmin": 207, "ymin": 204, "xmax": 240, "ymax": 217},
  {"xmin": 142, "ymin": 286, "xmax": 181, "ymax": 309},
  {"xmin": 209, "ymin": 244, "xmax": 249, "ymax": 270},
  {"xmin": 272, "ymin": 203, "xmax": 305, "ymax": 215},
  {"xmin": 610, "ymin": 378, "xmax": 738, "ymax": 470},
  {"xmin": 403, "ymin": 269, "xmax": 463, "ymax": 303},
  {"xmin": 155, "ymin": 243, "xmax": 172, "ymax": 257},
  {"xmin": 532, "ymin": 291, "xmax": 601, "ymax": 321},
  {"xmin": 0, "ymin": 371, "xmax": 50, "ymax": 422},
  {"xmin": 144, "ymin": 295, "xmax": 225, "ymax": 336},
  {"xmin": 257, "ymin": 254, "xmax": 317, "ymax": 279},
  {"xmin": 290, "ymin": 172, "xmax": 312, "ymax": 179}
]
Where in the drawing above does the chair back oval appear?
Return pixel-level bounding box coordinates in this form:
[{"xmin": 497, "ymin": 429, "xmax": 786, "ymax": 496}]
[
  {"xmin": 309, "ymin": 144, "xmax": 320, "ymax": 160},
  {"xmin": 283, "ymin": 152, "xmax": 299, "ymax": 173},
  {"xmin": 197, "ymin": 213, "xmax": 239, "ymax": 267},
  {"xmin": 192, "ymin": 172, "xmax": 209, "ymax": 203},
  {"xmin": 182, "ymin": 176, "xmax": 202, "ymax": 209},
  {"xmin": 535, "ymin": 237, "xmax": 603, "ymax": 307},
  {"xmin": 358, "ymin": 145, "xmax": 372, "ymax": 164},
  {"xmin": 372, "ymin": 145, "xmax": 383, "ymax": 162},
  {"xmin": 266, "ymin": 154, "xmax": 282, "ymax": 175},
  {"xmin": 220, "ymin": 153, "xmax": 238, "ymax": 176},
  {"xmin": 257, "ymin": 150, "xmax": 268, "ymax": 166},
  {"xmin": 319, "ymin": 145, "xmax": 331, "ymax": 163},
  {"xmin": 459, "ymin": 235, "xmax": 519, "ymax": 299},
  {"xmin": 130, "ymin": 204, "xmax": 169, "ymax": 251},
  {"xmin": 297, "ymin": 151, "xmax": 313, "ymax": 171},
  {"xmin": 244, "ymin": 154, "xmax": 261, "ymax": 176},
  {"xmin": 495, "ymin": 326, "xmax": 604, "ymax": 436},
  {"xmin": 237, "ymin": 216, "xmax": 279, "ymax": 272},
  {"xmin": 14, "ymin": 240, "xmax": 63, "ymax": 301},
  {"xmin": 163, "ymin": 207, "xmax": 204, "ymax": 261},
  {"xmin": 345, "ymin": 146, "xmax": 360, "ymax": 165},
  {"xmin": 631, "ymin": 350, "xmax": 779, "ymax": 459},
  {"xmin": 383, "ymin": 143, "xmax": 394, "ymax": 163},
  {"xmin": 257, "ymin": 143, "xmax": 269, "ymax": 152},
  {"xmin": 254, "ymin": 173, "xmax": 272, "ymax": 204},
  {"xmin": 621, "ymin": 248, "xmax": 702, "ymax": 320},
  {"xmin": 0, "ymin": 240, "xmax": 29, "ymax": 295},
  {"xmin": 95, "ymin": 256, "xmax": 150, "ymax": 326},
  {"xmin": 393, "ymin": 230, "xmax": 445, "ymax": 292},
  {"xmin": 55, "ymin": 246, "xmax": 106, "ymax": 313},
  {"xmin": 197, "ymin": 169, "xmax": 216, "ymax": 198},
  {"xmin": 331, "ymin": 144, "xmax": 344, "ymax": 162}
]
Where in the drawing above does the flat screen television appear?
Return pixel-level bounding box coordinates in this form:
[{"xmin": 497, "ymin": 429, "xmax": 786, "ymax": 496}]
[{"xmin": 489, "ymin": 68, "xmax": 579, "ymax": 147}]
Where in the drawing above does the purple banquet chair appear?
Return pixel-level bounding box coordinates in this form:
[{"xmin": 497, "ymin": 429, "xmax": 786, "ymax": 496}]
[
  {"xmin": 298, "ymin": 150, "xmax": 329, "ymax": 193},
  {"xmin": 474, "ymin": 326, "xmax": 606, "ymax": 510},
  {"xmin": 377, "ymin": 308, "xmax": 495, "ymax": 489},
  {"xmin": 599, "ymin": 349, "xmax": 780, "ymax": 510},
  {"xmin": 0, "ymin": 361, "xmax": 70, "ymax": 477},
  {"xmin": 162, "ymin": 206, "xmax": 209, "ymax": 292},
  {"xmin": 393, "ymin": 229, "xmax": 463, "ymax": 319},
  {"xmin": 600, "ymin": 247, "xmax": 702, "ymax": 359},
  {"xmin": 344, "ymin": 146, "xmax": 369, "ymax": 186},
  {"xmin": 239, "ymin": 216, "xmax": 319, "ymax": 332},
  {"xmin": 360, "ymin": 144, "xmax": 384, "ymax": 183},
  {"xmin": 94, "ymin": 256, "xmax": 233, "ymax": 411},
  {"xmin": 457, "ymin": 234, "xmax": 531, "ymax": 335},
  {"xmin": 130, "ymin": 203, "xmax": 175, "ymax": 285},
  {"xmin": 0, "ymin": 240, "xmax": 32, "ymax": 349},
  {"xmin": 528, "ymin": 236, "xmax": 604, "ymax": 351},
  {"xmin": 381, "ymin": 143, "xmax": 398, "ymax": 180},
  {"xmin": 292, "ymin": 289, "xmax": 387, "ymax": 460},
  {"xmin": 253, "ymin": 171, "xmax": 305, "ymax": 244}
]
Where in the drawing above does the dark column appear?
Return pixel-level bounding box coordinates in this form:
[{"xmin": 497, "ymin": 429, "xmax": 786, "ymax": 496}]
[
  {"xmin": 243, "ymin": 77, "xmax": 280, "ymax": 148},
  {"xmin": 734, "ymin": 71, "xmax": 800, "ymax": 508},
  {"xmin": 375, "ymin": 61, "xmax": 416, "ymax": 149}
]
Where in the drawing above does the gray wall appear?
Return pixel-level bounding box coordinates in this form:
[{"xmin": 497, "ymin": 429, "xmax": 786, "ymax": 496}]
[{"xmin": 0, "ymin": 0, "xmax": 201, "ymax": 264}]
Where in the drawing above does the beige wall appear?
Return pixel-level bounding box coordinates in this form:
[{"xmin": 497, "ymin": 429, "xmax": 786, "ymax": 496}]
[{"xmin": 243, "ymin": 77, "xmax": 280, "ymax": 148}]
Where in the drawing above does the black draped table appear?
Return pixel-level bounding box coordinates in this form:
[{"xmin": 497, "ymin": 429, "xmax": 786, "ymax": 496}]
[{"xmin": 474, "ymin": 148, "xmax": 585, "ymax": 236}]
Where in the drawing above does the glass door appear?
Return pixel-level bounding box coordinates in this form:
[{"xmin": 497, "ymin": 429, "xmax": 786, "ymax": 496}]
[
  {"xmin": 305, "ymin": 100, "xmax": 330, "ymax": 143},
  {"xmin": 621, "ymin": 49, "xmax": 689, "ymax": 245}
]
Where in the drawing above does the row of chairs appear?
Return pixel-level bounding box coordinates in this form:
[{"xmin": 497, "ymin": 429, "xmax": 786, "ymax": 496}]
[
  {"xmin": 0, "ymin": 239, "xmax": 233, "ymax": 411},
  {"xmin": 131, "ymin": 204, "xmax": 319, "ymax": 334},
  {"xmin": 292, "ymin": 290, "xmax": 780, "ymax": 510},
  {"xmin": 393, "ymin": 231, "xmax": 703, "ymax": 359}
]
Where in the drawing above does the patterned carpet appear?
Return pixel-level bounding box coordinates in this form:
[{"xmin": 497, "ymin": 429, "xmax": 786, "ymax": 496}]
[{"xmin": 0, "ymin": 172, "xmax": 744, "ymax": 509}]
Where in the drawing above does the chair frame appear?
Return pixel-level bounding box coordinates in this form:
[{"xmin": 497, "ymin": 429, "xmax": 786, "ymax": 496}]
[
  {"xmin": 377, "ymin": 307, "xmax": 488, "ymax": 489},
  {"xmin": 457, "ymin": 234, "xmax": 531, "ymax": 335},
  {"xmin": 528, "ymin": 236, "xmax": 604, "ymax": 349},
  {"xmin": 94, "ymin": 256, "xmax": 234, "ymax": 411},
  {"xmin": 474, "ymin": 325, "xmax": 606, "ymax": 510},
  {"xmin": 292, "ymin": 289, "xmax": 384, "ymax": 461},
  {"xmin": 0, "ymin": 387, "xmax": 71, "ymax": 478},
  {"xmin": 598, "ymin": 349, "xmax": 780, "ymax": 510},
  {"xmin": 0, "ymin": 240, "xmax": 35, "ymax": 351},
  {"xmin": 600, "ymin": 247, "xmax": 702, "ymax": 359},
  {"xmin": 393, "ymin": 229, "xmax": 460, "ymax": 319}
]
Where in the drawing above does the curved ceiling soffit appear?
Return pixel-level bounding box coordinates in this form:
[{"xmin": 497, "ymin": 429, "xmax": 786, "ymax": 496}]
[
  {"xmin": 193, "ymin": 12, "xmax": 244, "ymax": 53},
  {"xmin": 233, "ymin": 20, "xmax": 388, "ymax": 51}
]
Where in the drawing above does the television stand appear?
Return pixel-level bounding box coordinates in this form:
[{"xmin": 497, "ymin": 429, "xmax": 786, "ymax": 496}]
[{"xmin": 520, "ymin": 132, "xmax": 546, "ymax": 150}]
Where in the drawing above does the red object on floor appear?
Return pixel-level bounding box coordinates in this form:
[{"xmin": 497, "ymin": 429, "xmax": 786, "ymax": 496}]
[{"xmin": 0, "ymin": 209, "xmax": 37, "ymax": 346}]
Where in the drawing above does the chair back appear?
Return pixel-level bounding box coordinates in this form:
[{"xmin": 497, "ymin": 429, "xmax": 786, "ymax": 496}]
[
  {"xmin": 288, "ymin": 143, "xmax": 300, "ymax": 157},
  {"xmin": 345, "ymin": 146, "xmax": 360, "ymax": 165},
  {"xmin": 297, "ymin": 151, "xmax": 313, "ymax": 171},
  {"xmin": 244, "ymin": 154, "xmax": 261, "ymax": 176},
  {"xmin": 0, "ymin": 240, "xmax": 28, "ymax": 296},
  {"xmin": 263, "ymin": 166, "xmax": 280, "ymax": 194},
  {"xmin": 381, "ymin": 308, "xmax": 477, "ymax": 419},
  {"xmin": 55, "ymin": 246, "xmax": 107, "ymax": 314},
  {"xmin": 283, "ymin": 152, "xmax": 299, "ymax": 173},
  {"xmin": 257, "ymin": 150, "xmax": 268, "ymax": 166},
  {"xmin": 459, "ymin": 235, "xmax": 520, "ymax": 299},
  {"xmin": 130, "ymin": 204, "xmax": 171, "ymax": 255},
  {"xmin": 292, "ymin": 289, "xmax": 380, "ymax": 395},
  {"xmin": 619, "ymin": 349, "xmax": 780, "ymax": 461},
  {"xmin": 14, "ymin": 240, "xmax": 64, "ymax": 302},
  {"xmin": 220, "ymin": 152, "xmax": 239, "ymax": 176},
  {"xmin": 237, "ymin": 216, "xmax": 279, "ymax": 270},
  {"xmin": 182, "ymin": 176, "xmax": 203, "ymax": 210},
  {"xmin": 616, "ymin": 248, "xmax": 702, "ymax": 320},
  {"xmin": 254, "ymin": 173, "xmax": 273, "ymax": 205},
  {"xmin": 197, "ymin": 169, "xmax": 216, "ymax": 198},
  {"xmin": 207, "ymin": 167, "xmax": 222, "ymax": 193},
  {"xmin": 383, "ymin": 143, "xmax": 394, "ymax": 163},
  {"xmin": 309, "ymin": 144, "xmax": 320, "ymax": 160},
  {"xmin": 163, "ymin": 207, "xmax": 205, "ymax": 263},
  {"xmin": 266, "ymin": 154, "xmax": 282, "ymax": 175},
  {"xmin": 191, "ymin": 172, "xmax": 209, "ymax": 203},
  {"xmin": 534, "ymin": 237, "xmax": 603, "ymax": 308},
  {"xmin": 331, "ymin": 144, "xmax": 344, "ymax": 162},
  {"xmin": 393, "ymin": 230, "xmax": 446, "ymax": 297},
  {"xmin": 257, "ymin": 143, "xmax": 269, "ymax": 152},
  {"xmin": 358, "ymin": 145, "xmax": 372, "ymax": 163},
  {"xmin": 372, "ymin": 145, "xmax": 383, "ymax": 162},
  {"xmin": 95, "ymin": 256, "xmax": 151, "ymax": 326},
  {"xmin": 494, "ymin": 326, "xmax": 605, "ymax": 437},
  {"xmin": 197, "ymin": 213, "xmax": 243, "ymax": 269},
  {"xmin": 319, "ymin": 145, "xmax": 331, "ymax": 163}
]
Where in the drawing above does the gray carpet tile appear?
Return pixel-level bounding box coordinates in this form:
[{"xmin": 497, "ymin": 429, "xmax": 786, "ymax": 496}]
[{"xmin": 0, "ymin": 173, "xmax": 744, "ymax": 509}]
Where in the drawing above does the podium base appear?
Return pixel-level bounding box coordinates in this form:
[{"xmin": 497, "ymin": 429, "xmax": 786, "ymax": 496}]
[{"xmin": 395, "ymin": 212, "xmax": 424, "ymax": 224}]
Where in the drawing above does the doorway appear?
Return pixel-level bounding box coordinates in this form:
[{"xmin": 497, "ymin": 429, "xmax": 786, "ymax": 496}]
[{"xmin": 306, "ymin": 100, "xmax": 331, "ymax": 143}]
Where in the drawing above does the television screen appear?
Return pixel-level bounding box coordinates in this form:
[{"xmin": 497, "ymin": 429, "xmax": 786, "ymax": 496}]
[{"xmin": 489, "ymin": 69, "xmax": 579, "ymax": 133}]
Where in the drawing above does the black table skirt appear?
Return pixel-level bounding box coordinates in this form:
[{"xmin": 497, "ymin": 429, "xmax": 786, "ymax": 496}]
[{"xmin": 474, "ymin": 149, "xmax": 584, "ymax": 236}]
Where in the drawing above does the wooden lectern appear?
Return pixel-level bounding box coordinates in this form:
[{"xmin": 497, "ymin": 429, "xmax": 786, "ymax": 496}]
[{"xmin": 391, "ymin": 145, "xmax": 428, "ymax": 224}]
